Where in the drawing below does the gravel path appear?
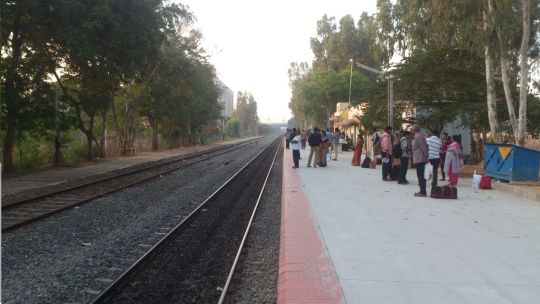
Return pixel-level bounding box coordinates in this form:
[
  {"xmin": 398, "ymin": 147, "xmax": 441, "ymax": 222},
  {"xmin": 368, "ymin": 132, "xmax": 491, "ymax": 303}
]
[
  {"xmin": 1, "ymin": 138, "xmax": 273, "ymax": 304},
  {"xmin": 224, "ymin": 145, "xmax": 283, "ymax": 303}
]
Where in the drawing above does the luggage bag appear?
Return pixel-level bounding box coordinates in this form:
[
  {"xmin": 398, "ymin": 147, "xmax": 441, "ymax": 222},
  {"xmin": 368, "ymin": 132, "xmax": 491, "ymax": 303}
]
[
  {"xmin": 430, "ymin": 185, "xmax": 458, "ymax": 199},
  {"xmin": 480, "ymin": 176, "xmax": 492, "ymax": 189},
  {"xmin": 361, "ymin": 157, "xmax": 371, "ymax": 168},
  {"xmin": 390, "ymin": 164, "xmax": 400, "ymax": 181}
]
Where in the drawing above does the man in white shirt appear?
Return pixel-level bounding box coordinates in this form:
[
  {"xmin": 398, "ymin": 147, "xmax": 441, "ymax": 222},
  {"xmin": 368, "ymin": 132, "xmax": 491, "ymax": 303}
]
[
  {"xmin": 290, "ymin": 128, "xmax": 302, "ymax": 168},
  {"xmin": 427, "ymin": 130, "xmax": 442, "ymax": 188}
]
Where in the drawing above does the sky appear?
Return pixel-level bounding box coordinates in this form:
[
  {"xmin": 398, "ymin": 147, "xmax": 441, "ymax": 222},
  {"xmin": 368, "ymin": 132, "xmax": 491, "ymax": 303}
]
[{"xmin": 179, "ymin": 0, "xmax": 378, "ymax": 123}]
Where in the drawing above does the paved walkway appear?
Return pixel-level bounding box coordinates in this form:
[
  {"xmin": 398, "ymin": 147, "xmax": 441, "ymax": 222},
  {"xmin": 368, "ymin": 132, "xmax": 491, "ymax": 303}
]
[{"xmin": 279, "ymin": 148, "xmax": 540, "ymax": 304}]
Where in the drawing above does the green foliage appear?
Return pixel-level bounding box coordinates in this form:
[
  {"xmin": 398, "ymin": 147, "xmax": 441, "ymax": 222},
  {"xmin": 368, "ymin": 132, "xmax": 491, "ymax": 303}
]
[
  {"xmin": 289, "ymin": 65, "xmax": 373, "ymax": 128},
  {"xmin": 1, "ymin": 1, "xmax": 227, "ymax": 173},
  {"xmin": 311, "ymin": 14, "xmax": 384, "ymax": 71},
  {"xmin": 290, "ymin": 13, "xmax": 385, "ymax": 128},
  {"xmin": 226, "ymin": 118, "xmax": 240, "ymax": 137},
  {"xmin": 395, "ymin": 46, "xmax": 487, "ymax": 130},
  {"xmin": 235, "ymin": 92, "xmax": 259, "ymax": 135}
]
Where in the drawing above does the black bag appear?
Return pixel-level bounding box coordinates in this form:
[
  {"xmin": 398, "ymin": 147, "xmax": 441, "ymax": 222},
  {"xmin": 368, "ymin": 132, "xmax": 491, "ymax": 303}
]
[
  {"xmin": 390, "ymin": 164, "xmax": 400, "ymax": 180},
  {"xmin": 361, "ymin": 156, "xmax": 371, "ymax": 168},
  {"xmin": 392, "ymin": 143, "xmax": 402, "ymax": 158},
  {"xmin": 430, "ymin": 185, "xmax": 457, "ymax": 199}
]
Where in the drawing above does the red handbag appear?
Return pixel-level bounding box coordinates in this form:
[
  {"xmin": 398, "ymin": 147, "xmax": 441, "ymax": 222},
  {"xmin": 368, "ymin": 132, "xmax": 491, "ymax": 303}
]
[{"xmin": 479, "ymin": 176, "xmax": 492, "ymax": 189}]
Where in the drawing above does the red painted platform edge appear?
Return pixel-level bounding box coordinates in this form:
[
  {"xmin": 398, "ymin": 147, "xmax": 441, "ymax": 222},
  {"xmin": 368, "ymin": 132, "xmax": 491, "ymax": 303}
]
[{"xmin": 277, "ymin": 148, "xmax": 345, "ymax": 304}]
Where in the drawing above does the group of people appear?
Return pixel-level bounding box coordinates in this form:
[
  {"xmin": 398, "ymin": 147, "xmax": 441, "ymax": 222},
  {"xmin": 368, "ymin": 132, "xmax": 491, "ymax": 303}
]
[
  {"xmin": 287, "ymin": 127, "xmax": 343, "ymax": 169},
  {"xmin": 287, "ymin": 124, "xmax": 465, "ymax": 198},
  {"xmin": 365, "ymin": 124, "xmax": 464, "ymax": 197}
]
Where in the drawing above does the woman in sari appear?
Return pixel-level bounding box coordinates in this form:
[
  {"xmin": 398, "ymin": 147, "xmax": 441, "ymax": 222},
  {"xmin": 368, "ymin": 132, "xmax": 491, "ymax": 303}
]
[
  {"xmin": 444, "ymin": 135, "xmax": 463, "ymax": 187},
  {"xmin": 318, "ymin": 131, "xmax": 329, "ymax": 167},
  {"xmin": 351, "ymin": 134, "xmax": 364, "ymax": 166}
]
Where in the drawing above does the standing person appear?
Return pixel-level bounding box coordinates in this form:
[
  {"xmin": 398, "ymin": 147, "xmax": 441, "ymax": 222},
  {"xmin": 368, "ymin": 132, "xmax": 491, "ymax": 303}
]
[
  {"xmin": 290, "ymin": 129, "xmax": 301, "ymax": 168},
  {"xmin": 412, "ymin": 124, "xmax": 429, "ymax": 197},
  {"xmin": 351, "ymin": 134, "xmax": 364, "ymax": 166},
  {"xmin": 381, "ymin": 126, "xmax": 393, "ymax": 181},
  {"xmin": 371, "ymin": 128, "xmax": 381, "ymax": 160},
  {"xmin": 427, "ymin": 130, "xmax": 442, "ymax": 188},
  {"xmin": 331, "ymin": 128, "xmax": 341, "ymax": 160},
  {"xmin": 444, "ymin": 135, "xmax": 463, "ymax": 187},
  {"xmin": 285, "ymin": 129, "xmax": 291, "ymax": 149},
  {"xmin": 476, "ymin": 136, "xmax": 483, "ymax": 163},
  {"xmin": 307, "ymin": 127, "xmax": 322, "ymax": 168},
  {"xmin": 318, "ymin": 131, "xmax": 329, "ymax": 167},
  {"xmin": 300, "ymin": 130, "xmax": 307, "ymax": 150},
  {"xmin": 439, "ymin": 132, "xmax": 450, "ymax": 181},
  {"xmin": 398, "ymin": 131, "xmax": 411, "ymax": 184}
]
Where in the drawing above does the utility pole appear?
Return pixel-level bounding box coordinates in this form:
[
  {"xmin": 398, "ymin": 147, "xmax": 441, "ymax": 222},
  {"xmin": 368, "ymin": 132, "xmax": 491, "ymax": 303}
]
[{"xmin": 54, "ymin": 84, "xmax": 61, "ymax": 167}]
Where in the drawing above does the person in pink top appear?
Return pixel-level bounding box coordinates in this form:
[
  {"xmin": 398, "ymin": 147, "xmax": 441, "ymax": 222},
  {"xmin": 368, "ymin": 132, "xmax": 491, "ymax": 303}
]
[
  {"xmin": 444, "ymin": 135, "xmax": 463, "ymax": 187},
  {"xmin": 381, "ymin": 126, "xmax": 394, "ymax": 181},
  {"xmin": 412, "ymin": 124, "xmax": 429, "ymax": 197},
  {"xmin": 439, "ymin": 131, "xmax": 451, "ymax": 181}
]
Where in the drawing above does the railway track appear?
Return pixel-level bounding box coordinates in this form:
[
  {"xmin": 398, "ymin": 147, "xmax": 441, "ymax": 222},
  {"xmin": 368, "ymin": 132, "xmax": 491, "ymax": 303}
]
[
  {"xmin": 1, "ymin": 138, "xmax": 263, "ymax": 232},
  {"xmin": 90, "ymin": 137, "xmax": 281, "ymax": 304}
]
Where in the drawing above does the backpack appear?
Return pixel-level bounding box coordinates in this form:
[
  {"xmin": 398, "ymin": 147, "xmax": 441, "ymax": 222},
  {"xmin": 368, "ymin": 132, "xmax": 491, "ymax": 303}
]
[{"xmin": 392, "ymin": 143, "xmax": 402, "ymax": 158}]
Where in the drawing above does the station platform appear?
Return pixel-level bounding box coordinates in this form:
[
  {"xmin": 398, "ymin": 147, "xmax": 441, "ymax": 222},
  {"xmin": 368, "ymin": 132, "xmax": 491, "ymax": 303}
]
[
  {"xmin": 278, "ymin": 148, "xmax": 540, "ymax": 304},
  {"xmin": 3, "ymin": 139, "xmax": 540, "ymax": 303}
]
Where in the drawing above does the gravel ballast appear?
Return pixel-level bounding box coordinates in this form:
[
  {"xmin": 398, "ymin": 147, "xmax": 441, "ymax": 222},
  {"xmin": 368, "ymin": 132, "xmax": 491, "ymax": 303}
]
[
  {"xmin": 224, "ymin": 144, "xmax": 283, "ymax": 303},
  {"xmin": 1, "ymin": 138, "xmax": 275, "ymax": 304}
]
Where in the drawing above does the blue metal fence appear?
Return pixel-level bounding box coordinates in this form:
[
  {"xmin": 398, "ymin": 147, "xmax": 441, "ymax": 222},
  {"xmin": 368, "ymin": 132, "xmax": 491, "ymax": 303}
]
[{"xmin": 484, "ymin": 144, "xmax": 540, "ymax": 181}]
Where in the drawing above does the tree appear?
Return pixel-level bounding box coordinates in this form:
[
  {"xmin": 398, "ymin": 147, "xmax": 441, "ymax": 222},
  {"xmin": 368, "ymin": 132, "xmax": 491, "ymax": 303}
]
[
  {"xmin": 47, "ymin": 0, "xmax": 185, "ymax": 159},
  {"xmin": 390, "ymin": 0, "xmax": 539, "ymax": 144},
  {"xmin": 290, "ymin": 13, "xmax": 383, "ymax": 127},
  {"xmin": 394, "ymin": 46, "xmax": 487, "ymax": 130},
  {"xmin": 1, "ymin": 1, "xmax": 57, "ymax": 174},
  {"xmin": 136, "ymin": 28, "xmax": 221, "ymax": 149},
  {"xmin": 235, "ymin": 92, "xmax": 259, "ymax": 136},
  {"xmin": 226, "ymin": 117, "xmax": 240, "ymax": 137}
]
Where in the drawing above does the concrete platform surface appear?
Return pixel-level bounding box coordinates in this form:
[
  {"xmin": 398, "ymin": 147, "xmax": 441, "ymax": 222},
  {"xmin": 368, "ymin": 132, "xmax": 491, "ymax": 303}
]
[{"xmin": 279, "ymin": 148, "xmax": 540, "ymax": 304}]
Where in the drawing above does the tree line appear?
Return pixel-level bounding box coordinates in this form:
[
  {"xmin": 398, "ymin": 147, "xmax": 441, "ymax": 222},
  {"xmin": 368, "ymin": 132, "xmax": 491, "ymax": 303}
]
[
  {"xmin": 289, "ymin": 0, "xmax": 540, "ymax": 146},
  {"xmin": 226, "ymin": 91, "xmax": 259, "ymax": 137},
  {"xmin": 1, "ymin": 1, "xmax": 225, "ymax": 175}
]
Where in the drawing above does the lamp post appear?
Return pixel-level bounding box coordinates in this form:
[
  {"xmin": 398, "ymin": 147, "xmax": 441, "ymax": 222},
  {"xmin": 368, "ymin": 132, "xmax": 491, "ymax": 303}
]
[
  {"xmin": 348, "ymin": 58, "xmax": 353, "ymax": 105},
  {"xmin": 354, "ymin": 62, "xmax": 394, "ymax": 129}
]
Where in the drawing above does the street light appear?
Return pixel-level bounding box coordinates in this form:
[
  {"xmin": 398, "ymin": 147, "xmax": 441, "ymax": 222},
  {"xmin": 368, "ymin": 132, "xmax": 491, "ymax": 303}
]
[
  {"xmin": 348, "ymin": 58, "xmax": 353, "ymax": 105},
  {"xmin": 354, "ymin": 62, "xmax": 394, "ymax": 129}
]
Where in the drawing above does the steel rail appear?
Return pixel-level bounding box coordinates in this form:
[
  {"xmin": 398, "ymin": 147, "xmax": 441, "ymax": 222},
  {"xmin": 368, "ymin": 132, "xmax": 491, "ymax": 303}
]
[
  {"xmin": 2, "ymin": 137, "xmax": 264, "ymax": 232},
  {"xmin": 3, "ymin": 137, "xmax": 262, "ymax": 210},
  {"xmin": 90, "ymin": 137, "xmax": 280, "ymax": 304},
  {"xmin": 217, "ymin": 139, "xmax": 281, "ymax": 303}
]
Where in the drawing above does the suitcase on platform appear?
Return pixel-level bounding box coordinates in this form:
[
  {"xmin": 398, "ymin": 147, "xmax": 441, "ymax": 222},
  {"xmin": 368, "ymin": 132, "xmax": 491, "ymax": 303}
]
[
  {"xmin": 430, "ymin": 185, "xmax": 458, "ymax": 199},
  {"xmin": 390, "ymin": 164, "xmax": 400, "ymax": 181},
  {"xmin": 479, "ymin": 176, "xmax": 492, "ymax": 189},
  {"xmin": 361, "ymin": 157, "xmax": 371, "ymax": 168}
]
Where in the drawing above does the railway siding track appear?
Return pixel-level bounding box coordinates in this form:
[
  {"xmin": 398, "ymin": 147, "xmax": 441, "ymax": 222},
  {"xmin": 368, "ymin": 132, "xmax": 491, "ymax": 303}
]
[
  {"xmin": 91, "ymin": 137, "xmax": 281, "ymax": 304},
  {"xmin": 2, "ymin": 138, "xmax": 263, "ymax": 232}
]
